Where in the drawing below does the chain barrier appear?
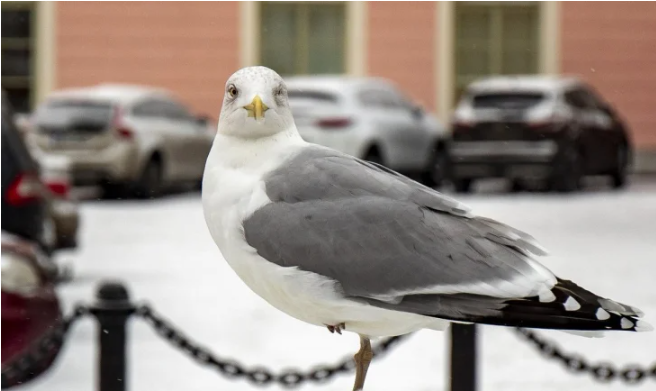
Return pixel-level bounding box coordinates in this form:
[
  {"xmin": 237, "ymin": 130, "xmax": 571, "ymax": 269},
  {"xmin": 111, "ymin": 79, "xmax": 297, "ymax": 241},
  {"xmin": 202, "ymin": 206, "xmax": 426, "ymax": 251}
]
[
  {"xmin": 4, "ymin": 296, "xmax": 655, "ymax": 389},
  {"xmin": 1, "ymin": 305, "xmax": 89, "ymax": 388},
  {"xmin": 515, "ymin": 328, "xmax": 656, "ymax": 385},
  {"xmin": 136, "ymin": 304, "xmax": 409, "ymax": 388}
]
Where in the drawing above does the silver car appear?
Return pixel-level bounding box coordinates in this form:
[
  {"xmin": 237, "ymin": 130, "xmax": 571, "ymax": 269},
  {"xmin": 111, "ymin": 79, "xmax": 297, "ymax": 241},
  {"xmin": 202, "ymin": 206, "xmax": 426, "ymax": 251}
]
[
  {"xmin": 284, "ymin": 76, "xmax": 450, "ymax": 187},
  {"xmin": 27, "ymin": 84, "xmax": 214, "ymax": 198}
]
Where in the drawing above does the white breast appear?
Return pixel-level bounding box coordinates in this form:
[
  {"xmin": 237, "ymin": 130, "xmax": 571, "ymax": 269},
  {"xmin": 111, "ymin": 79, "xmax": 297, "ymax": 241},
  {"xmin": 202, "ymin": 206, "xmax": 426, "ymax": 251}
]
[
  {"xmin": 202, "ymin": 133, "xmax": 335, "ymax": 323},
  {"xmin": 202, "ymin": 132, "xmax": 445, "ymax": 337}
]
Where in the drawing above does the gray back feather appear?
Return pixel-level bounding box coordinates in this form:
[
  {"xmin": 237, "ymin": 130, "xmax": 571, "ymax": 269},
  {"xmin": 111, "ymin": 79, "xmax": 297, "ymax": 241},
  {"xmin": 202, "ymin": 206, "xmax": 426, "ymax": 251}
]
[{"xmin": 244, "ymin": 146, "xmax": 549, "ymax": 300}]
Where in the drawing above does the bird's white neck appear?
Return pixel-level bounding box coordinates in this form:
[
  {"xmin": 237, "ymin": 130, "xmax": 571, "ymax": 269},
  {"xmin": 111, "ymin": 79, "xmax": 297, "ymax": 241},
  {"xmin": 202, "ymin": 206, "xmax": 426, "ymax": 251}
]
[{"xmin": 207, "ymin": 126, "xmax": 305, "ymax": 174}]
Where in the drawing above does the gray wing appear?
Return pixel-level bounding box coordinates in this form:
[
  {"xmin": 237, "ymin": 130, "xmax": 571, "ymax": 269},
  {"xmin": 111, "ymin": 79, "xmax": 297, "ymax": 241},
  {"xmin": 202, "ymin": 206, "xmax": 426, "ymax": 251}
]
[{"xmin": 244, "ymin": 146, "xmax": 553, "ymax": 303}]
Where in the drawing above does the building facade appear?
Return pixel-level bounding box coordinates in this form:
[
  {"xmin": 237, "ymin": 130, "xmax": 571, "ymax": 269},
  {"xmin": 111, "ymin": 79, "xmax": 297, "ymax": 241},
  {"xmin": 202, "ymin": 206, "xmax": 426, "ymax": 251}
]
[{"xmin": 3, "ymin": 1, "xmax": 655, "ymax": 170}]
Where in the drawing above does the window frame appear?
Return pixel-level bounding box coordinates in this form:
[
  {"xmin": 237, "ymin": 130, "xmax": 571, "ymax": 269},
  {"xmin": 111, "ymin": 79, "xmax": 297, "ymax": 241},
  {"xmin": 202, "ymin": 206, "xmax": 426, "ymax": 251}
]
[
  {"xmin": 1, "ymin": 1, "xmax": 37, "ymax": 113},
  {"xmin": 258, "ymin": 1, "xmax": 348, "ymax": 76},
  {"xmin": 453, "ymin": 2, "xmax": 541, "ymax": 104}
]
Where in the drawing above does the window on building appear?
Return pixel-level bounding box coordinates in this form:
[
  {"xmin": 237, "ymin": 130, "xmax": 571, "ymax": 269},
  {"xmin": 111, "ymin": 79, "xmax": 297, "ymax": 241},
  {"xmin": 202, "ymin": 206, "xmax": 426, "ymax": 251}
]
[
  {"xmin": 1, "ymin": 2, "xmax": 36, "ymax": 113},
  {"xmin": 260, "ymin": 2, "xmax": 346, "ymax": 76},
  {"xmin": 454, "ymin": 3, "xmax": 540, "ymax": 103}
]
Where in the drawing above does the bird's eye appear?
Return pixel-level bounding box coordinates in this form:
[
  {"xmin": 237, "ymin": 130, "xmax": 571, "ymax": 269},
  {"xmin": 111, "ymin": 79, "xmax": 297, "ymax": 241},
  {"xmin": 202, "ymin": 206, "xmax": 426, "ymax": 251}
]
[
  {"xmin": 274, "ymin": 86, "xmax": 284, "ymax": 96},
  {"xmin": 227, "ymin": 85, "xmax": 239, "ymax": 98}
]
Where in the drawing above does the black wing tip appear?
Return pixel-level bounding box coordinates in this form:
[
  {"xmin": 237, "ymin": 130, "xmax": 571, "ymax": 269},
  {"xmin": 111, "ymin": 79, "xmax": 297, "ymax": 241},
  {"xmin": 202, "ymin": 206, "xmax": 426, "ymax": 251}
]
[
  {"xmin": 428, "ymin": 278, "xmax": 652, "ymax": 333},
  {"xmin": 507, "ymin": 279, "xmax": 652, "ymax": 332}
]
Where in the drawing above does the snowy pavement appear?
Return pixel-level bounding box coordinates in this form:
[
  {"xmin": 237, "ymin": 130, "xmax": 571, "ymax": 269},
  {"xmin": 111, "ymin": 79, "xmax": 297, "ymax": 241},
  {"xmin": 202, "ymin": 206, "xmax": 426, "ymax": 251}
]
[{"xmin": 17, "ymin": 179, "xmax": 656, "ymax": 391}]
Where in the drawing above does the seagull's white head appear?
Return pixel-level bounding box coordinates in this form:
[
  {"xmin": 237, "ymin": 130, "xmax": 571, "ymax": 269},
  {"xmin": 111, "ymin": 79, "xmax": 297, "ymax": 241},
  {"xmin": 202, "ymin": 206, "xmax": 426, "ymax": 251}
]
[{"xmin": 217, "ymin": 66, "xmax": 295, "ymax": 139}]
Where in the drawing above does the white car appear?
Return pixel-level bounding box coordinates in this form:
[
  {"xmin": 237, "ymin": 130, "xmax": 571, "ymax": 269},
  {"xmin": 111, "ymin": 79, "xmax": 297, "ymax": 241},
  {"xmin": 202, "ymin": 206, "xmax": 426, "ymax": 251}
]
[
  {"xmin": 26, "ymin": 84, "xmax": 214, "ymax": 199},
  {"xmin": 284, "ymin": 76, "xmax": 450, "ymax": 187}
]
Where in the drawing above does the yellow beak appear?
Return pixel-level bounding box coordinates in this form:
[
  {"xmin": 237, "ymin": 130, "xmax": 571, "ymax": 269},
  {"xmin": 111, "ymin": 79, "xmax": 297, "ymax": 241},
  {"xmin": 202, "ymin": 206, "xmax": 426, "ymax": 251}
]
[{"xmin": 243, "ymin": 95, "xmax": 269, "ymax": 120}]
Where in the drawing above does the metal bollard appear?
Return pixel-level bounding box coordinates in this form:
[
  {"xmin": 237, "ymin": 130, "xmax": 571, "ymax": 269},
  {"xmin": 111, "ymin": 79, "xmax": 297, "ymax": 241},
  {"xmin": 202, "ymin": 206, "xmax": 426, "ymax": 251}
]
[
  {"xmin": 449, "ymin": 324, "xmax": 478, "ymax": 391},
  {"xmin": 89, "ymin": 281, "xmax": 136, "ymax": 391}
]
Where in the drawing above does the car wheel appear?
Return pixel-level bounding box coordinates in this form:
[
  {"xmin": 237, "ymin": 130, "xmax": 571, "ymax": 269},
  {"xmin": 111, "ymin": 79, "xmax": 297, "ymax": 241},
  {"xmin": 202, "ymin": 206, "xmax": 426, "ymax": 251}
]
[
  {"xmin": 421, "ymin": 145, "xmax": 447, "ymax": 189},
  {"xmin": 453, "ymin": 178, "xmax": 473, "ymax": 193},
  {"xmin": 611, "ymin": 143, "xmax": 629, "ymax": 189},
  {"xmin": 550, "ymin": 145, "xmax": 583, "ymax": 193},
  {"xmin": 509, "ymin": 179, "xmax": 525, "ymax": 193},
  {"xmin": 363, "ymin": 147, "xmax": 384, "ymax": 166},
  {"xmin": 101, "ymin": 182, "xmax": 128, "ymax": 200},
  {"xmin": 134, "ymin": 158, "xmax": 162, "ymax": 199}
]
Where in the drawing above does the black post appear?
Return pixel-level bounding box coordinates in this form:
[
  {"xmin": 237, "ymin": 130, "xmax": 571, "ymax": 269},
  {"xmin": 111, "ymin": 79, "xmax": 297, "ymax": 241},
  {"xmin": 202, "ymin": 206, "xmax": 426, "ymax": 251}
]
[
  {"xmin": 449, "ymin": 324, "xmax": 478, "ymax": 391},
  {"xmin": 89, "ymin": 281, "xmax": 136, "ymax": 391}
]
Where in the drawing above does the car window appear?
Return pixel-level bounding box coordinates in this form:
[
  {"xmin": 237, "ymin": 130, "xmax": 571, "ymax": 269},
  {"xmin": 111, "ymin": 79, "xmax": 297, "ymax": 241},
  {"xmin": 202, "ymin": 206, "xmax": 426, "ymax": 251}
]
[
  {"xmin": 134, "ymin": 99, "xmax": 195, "ymax": 123},
  {"xmin": 471, "ymin": 92, "xmax": 545, "ymax": 110},
  {"xmin": 161, "ymin": 100, "xmax": 194, "ymax": 121},
  {"xmin": 33, "ymin": 100, "xmax": 115, "ymax": 131},
  {"xmin": 563, "ymin": 89, "xmax": 590, "ymax": 109},
  {"xmin": 389, "ymin": 88, "xmax": 417, "ymax": 112},
  {"xmin": 287, "ymin": 90, "xmax": 339, "ymax": 105},
  {"xmin": 579, "ymin": 87, "xmax": 608, "ymax": 111},
  {"xmin": 358, "ymin": 87, "xmax": 404, "ymax": 110},
  {"xmin": 132, "ymin": 100, "xmax": 164, "ymax": 118}
]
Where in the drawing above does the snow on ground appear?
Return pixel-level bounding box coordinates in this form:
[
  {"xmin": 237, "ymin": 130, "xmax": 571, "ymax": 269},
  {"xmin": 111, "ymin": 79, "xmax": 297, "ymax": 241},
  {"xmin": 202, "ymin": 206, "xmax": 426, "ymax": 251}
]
[{"xmin": 17, "ymin": 179, "xmax": 656, "ymax": 391}]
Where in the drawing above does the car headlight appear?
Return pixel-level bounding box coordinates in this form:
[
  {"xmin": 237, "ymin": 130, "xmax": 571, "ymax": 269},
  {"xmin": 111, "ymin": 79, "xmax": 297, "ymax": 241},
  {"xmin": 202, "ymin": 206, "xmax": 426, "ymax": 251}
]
[{"xmin": 1, "ymin": 252, "xmax": 42, "ymax": 296}]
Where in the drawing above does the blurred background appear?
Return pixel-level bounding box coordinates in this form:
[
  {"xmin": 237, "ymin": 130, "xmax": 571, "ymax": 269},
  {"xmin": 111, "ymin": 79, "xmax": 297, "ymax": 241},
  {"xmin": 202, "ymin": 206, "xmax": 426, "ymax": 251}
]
[{"xmin": 2, "ymin": 2, "xmax": 655, "ymax": 391}]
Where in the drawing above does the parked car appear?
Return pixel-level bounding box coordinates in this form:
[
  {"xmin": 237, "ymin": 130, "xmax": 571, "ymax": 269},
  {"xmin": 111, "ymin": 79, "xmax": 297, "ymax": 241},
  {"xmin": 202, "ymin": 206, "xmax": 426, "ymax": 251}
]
[
  {"xmin": 2, "ymin": 91, "xmax": 50, "ymax": 252},
  {"xmin": 2, "ymin": 231, "xmax": 64, "ymax": 388},
  {"xmin": 448, "ymin": 75, "xmax": 632, "ymax": 193},
  {"xmin": 39, "ymin": 154, "xmax": 80, "ymax": 251},
  {"xmin": 284, "ymin": 76, "xmax": 451, "ymax": 188},
  {"xmin": 26, "ymin": 84, "xmax": 215, "ymax": 199}
]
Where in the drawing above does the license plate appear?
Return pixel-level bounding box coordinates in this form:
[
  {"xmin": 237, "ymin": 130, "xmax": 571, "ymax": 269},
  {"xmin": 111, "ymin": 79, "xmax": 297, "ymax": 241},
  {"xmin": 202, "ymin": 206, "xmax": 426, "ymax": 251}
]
[{"xmin": 494, "ymin": 124, "xmax": 508, "ymax": 138}]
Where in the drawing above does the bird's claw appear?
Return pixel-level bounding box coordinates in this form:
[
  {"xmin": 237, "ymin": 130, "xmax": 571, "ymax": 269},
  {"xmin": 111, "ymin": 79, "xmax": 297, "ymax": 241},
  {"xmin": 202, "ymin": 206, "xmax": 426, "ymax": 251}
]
[{"xmin": 326, "ymin": 322, "xmax": 345, "ymax": 335}]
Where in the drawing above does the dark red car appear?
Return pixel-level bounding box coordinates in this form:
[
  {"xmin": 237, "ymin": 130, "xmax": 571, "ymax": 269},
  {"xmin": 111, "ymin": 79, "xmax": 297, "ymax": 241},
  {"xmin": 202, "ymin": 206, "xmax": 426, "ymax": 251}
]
[
  {"xmin": 448, "ymin": 75, "xmax": 632, "ymax": 193},
  {"xmin": 1, "ymin": 232, "xmax": 63, "ymax": 388}
]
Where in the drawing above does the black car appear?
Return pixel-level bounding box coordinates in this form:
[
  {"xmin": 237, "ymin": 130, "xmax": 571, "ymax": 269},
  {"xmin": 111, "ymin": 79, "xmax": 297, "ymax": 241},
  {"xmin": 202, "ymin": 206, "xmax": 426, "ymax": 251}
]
[
  {"xmin": 2, "ymin": 90, "xmax": 49, "ymax": 250},
  {"xmin": 447, "ymin": 76, "xmax": 632, "ymax": 193}
]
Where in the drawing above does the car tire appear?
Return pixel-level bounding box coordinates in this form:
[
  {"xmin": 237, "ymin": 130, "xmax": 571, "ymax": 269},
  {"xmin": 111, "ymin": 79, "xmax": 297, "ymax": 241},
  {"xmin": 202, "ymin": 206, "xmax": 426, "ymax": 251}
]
[
  {"xmin": 101, "ymin": 182, "xmax": 128, "ymax": 200},
  {"xmin": 134, "ymin": 158, "xmax": 162, "ymax": 199},
  {"xmin": 550, "ymin": 145, "xmax": 583, "ymax": 193},
  {"xmin": 421, "ymin": 145, "xmax": 447, "ymax": 189},
  {"xmin": 509, "ymin": 179, "xmax": 525, "ymax": 193},
  {"xmin": 611, "ymin": 143, "xmax": 629, "ymax": 189},
  {"xmin": 363, "ymin": 147, "xmax": 384, "ymax": 166},
  {"xmin": 453, "ymin": 178, "xmax": 473, "ymax": 193}
]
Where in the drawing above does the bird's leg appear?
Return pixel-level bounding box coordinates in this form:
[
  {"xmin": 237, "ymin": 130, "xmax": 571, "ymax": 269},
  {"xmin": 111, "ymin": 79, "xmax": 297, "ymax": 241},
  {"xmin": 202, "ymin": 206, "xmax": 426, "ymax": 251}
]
[{"xmin": 352, "ymin": 335, "xmax": 373, "ymax": 391}]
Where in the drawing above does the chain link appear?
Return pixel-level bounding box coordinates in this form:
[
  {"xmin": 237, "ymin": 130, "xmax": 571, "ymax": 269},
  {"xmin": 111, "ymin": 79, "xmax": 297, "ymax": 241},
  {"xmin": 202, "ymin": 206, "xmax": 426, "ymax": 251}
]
[
  {"xmin": 1, "ymin": 305, "xmax": 88, "ymax": 388},
  {"xmin": 515, "ymin": 328, "xmax": 656, "ymax": 384},
  {"xmin": 136, "ymin": 304, "xmax": 408, "ymax": 388}
]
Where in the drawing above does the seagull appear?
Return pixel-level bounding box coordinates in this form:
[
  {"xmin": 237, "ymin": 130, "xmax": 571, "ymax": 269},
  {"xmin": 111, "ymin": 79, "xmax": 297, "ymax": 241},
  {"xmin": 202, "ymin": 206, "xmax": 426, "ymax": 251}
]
[{"xmin": 202, "ymin": 66, "xmax": 652, "ymax": 391}]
